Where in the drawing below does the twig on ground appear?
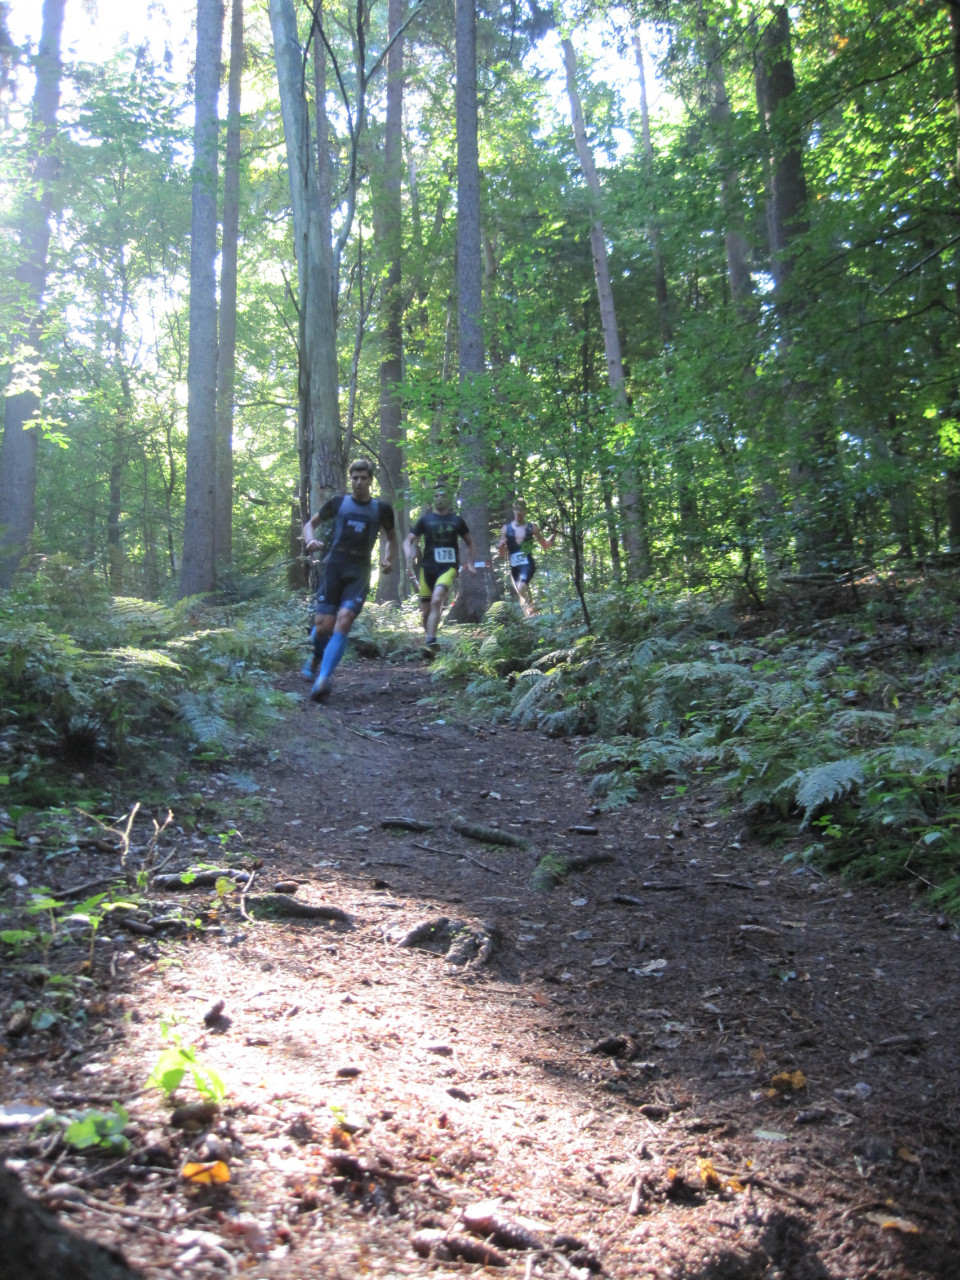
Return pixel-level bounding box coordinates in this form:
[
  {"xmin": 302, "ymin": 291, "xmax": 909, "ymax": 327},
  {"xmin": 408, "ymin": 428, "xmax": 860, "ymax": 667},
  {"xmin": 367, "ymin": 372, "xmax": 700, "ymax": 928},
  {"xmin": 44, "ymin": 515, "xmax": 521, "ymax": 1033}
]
[
  {"xmin": 238, "ymin": 869, "xmax": 256, "ymax": 922},
  {"xmin": 627, "ymin": 1174, "xmax": 649, "ymax": 1215},
  {"xmin": 58, "ymin": 876, "xmax": 125, "ymax": 900},
  {"xmin": 412, "ymin": 841, "xmax": 500, "ymax": 874},
  {"xmin": 706, "ymin": 876, "xmax": 755, "ymax": 890},
  {"xmin": 739, "ymin": 1173, "xmax": 816, "ymax": 1211}
]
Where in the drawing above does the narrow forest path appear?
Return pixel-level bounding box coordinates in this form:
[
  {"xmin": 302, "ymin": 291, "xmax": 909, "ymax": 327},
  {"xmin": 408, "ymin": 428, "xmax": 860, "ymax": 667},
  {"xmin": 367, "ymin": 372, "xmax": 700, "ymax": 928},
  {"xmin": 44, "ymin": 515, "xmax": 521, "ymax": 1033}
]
[{"xmin": 3, "ymin": 657, "xmax": 960, "ymax": 1279}]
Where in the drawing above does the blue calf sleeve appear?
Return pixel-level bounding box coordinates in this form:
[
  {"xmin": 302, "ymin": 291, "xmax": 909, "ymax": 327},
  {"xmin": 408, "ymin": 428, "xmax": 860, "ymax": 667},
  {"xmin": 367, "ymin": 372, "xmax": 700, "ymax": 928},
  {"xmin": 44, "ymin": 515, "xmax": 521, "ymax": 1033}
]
[
  {"xmin": 318, "ymin": 630, "xmax": 347, "ymax": 682},
  {"xmin": 313, "ymin": 629, "xmax": 328, "ymax": 663}
]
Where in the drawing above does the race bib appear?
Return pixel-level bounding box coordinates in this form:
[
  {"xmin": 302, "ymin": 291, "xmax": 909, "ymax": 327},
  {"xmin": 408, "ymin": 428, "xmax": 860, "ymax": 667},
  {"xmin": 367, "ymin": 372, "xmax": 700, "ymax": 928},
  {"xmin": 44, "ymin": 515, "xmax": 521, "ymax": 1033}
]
[
  {"xmin": 433, "ymin": 546, "xmax": 456, "ymax": 564},
  {"xmin": 510, "ymin": 552, "xmax": 529, "ymax": 567}
]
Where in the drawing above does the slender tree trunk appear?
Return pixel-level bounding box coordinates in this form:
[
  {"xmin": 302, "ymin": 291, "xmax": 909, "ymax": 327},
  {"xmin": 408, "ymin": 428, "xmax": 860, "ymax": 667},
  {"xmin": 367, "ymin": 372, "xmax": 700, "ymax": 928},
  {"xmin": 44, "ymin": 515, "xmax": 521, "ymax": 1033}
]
[
  {"xmin": 179, "ymin": 0, "xmax": 224, "ymax": 598},
  {"xmin": 562, "ymin": 35, "xmax": 650, "ymax": 581},
  {"xmin": 375, "ymin": 0, "xmax": 405, "ymax": 603},
  {"xmin": 944, "ymin": 3, "xmax": 960, "ymax": 550},
  {"xmin": 702, "ymin": 37, "xmax": 753, "ymax": 308},
  {"xmin": 270, "ymin": 0, "xmax": 342, "ymax": 518},
  {"xmin": 0, "ymin": 0, "xmax": 65, "ymax": 587},
  {"xmin": 635, "ymin": 33, "xmax": 701, "ymax": 573},
  {"xmin": 107, "ymin": 255, "xmax": 134, "ymax": 595},
  {"xmin": 754, "ymin": 7, "xmax": 808, "ymax": 294},
  {"xmin": 448, "ymin": 0, "xmax": 494, "ymax": 621},
  {"xmin": 140, "ymin": 450, "xmax": 160, "ymax": 599},
  {"xmin": 755, "ymin": 6, "xmax": 846, "ymax": 571},
  {"xmin": 633, "ymin": 34, "xmax": 670, "ymax": 343},
  {"xmin": 215, "ymin": 0, "xmax": 243, "ymax": 569}
]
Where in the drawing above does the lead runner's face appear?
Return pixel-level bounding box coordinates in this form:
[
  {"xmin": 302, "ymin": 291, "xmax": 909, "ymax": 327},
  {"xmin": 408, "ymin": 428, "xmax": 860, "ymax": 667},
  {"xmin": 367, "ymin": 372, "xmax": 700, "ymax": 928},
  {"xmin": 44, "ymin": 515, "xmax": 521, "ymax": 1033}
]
[{"xmin": 350, "ymin": 470, "xmax": 372, "ymax": 501}]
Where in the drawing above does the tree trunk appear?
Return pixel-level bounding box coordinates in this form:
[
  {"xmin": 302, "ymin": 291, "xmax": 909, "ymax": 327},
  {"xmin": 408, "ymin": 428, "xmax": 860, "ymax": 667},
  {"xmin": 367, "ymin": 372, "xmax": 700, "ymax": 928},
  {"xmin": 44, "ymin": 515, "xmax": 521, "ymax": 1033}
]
[
  {"xmin": 562, "ymin": 35, "xmax": 650, "ymax": 581},
  {"xmin": 944, "ymin": 3, "xmax": 960, "ymax": 552},
  {"xmin": 0, "ymin": 1167, "xmax": 142, "ymax": 1280},
  {"xmin": 635, "ymin": 33, "xmax": 702, "ymax": 574},
  {"xmin": 179, "ymin": 0, "xmax": 224, "ymax": 598},
  {"xmin": 0, "ymin": 0, "xmax": 65, "ymax": 587},
  {"xmin": 633, "ymin": 34, "xmax": 670, "ymax": 344},
  {"xmin": 375, "ymin": 0, "xmax": 405, "ymax": 603},
  {"xmin": 270, "ymin": 0, "xmax": 343, "ymax": 515},
  {"xmin": 447, "ymin": 0, "xmax": 494, "ymax": 621},
  {"xmin": 754, "ymin": 6, "xmax": 808, "ymax": 294},
  {"xmin": 215, "ymin": 0, "xmax": 243, "ymax": 569},
  {"xmin": 755, "ymin": 6, "xmax": 847, "ymax": 571},
  {"xmin": 698, "ymin": 15, "xmax": 753, "ymax": 309}
]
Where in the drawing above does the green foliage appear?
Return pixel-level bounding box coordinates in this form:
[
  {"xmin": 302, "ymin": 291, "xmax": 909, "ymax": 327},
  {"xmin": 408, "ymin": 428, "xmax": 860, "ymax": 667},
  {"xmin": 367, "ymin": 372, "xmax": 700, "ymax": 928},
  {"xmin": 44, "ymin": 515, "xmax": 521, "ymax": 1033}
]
[
  {"xmin": 0, "ymin": 574, "xmax": 293, "ymax": 808},
  {"xmin": 438, "ymin": 579, "xmax": 960, "ymax": 908},
  {"xmin": 147, "ymin": 1026, "xmax": 227, "ymax": 1103},
  {"xmin": 63, "ymin": 1104, "xmax": 130, "ymax": 1155}
]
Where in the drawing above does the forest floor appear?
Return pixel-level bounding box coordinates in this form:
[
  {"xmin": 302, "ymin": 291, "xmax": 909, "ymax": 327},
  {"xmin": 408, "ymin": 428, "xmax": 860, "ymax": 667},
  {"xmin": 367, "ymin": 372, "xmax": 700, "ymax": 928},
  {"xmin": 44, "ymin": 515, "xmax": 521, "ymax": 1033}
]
[{"xmin": 2, "ymin": 652, "xmax": 960, "ymax": 1279}]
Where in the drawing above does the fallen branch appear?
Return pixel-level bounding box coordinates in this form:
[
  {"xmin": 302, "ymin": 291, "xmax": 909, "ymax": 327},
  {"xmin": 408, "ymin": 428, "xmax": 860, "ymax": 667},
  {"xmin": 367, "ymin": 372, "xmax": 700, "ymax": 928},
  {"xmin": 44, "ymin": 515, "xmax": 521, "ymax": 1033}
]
[
  {"xmin": 154, "ymin": 868, "xmax": 251, "ymax": 890},
  {"xmin": 566, "ymin": 852, "xmax": 616, "ymax": 872},
  {"xmin": 245, "ymin": 895, "xmax": 352, "ymax": 923},
  {"xmin": 380, "ymin": 816, "xmax": 435, "ymax": 832},
  {"xmin": 707, "ymin": 876, "xmax": 755, "ymax": 891},
  {"xmin": 451, "ymin": 819, "xmax": 528, "ymax": 849}
]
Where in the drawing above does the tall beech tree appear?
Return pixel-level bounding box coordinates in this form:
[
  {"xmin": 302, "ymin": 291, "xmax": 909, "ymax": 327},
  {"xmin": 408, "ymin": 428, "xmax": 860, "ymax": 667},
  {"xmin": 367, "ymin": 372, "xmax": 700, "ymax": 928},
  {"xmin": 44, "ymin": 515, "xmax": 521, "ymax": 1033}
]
[
  {"xmin": 179, "ymin": 0, "xmax": 224, "ymax": 598},
  {"xmin": 375, "ymin": 0, "xmax": 405, "ymax": 603},
  {"xmin": 447, "ymin": 0, "xmax": 494, "ymax": 621},
  {"xmin": 270, "ymin": 0, "xmax": 343, "ymax": 518},
  {"xmin": 0, "ymin": 0, "xmax": 65, "ymax": 587},
  {"xmin": 562, "ymin": 33, "xmax": 650, "ymax": 582},
  {"xmin": 215, "ymin": 0, "xmax": 244, "ymax": 569}
]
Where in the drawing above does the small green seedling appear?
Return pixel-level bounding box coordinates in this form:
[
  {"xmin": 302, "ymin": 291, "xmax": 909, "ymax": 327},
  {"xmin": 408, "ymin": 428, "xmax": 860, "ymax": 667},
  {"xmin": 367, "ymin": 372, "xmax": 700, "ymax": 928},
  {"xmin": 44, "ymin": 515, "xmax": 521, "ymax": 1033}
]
[
  {"xmin": 0, "ymin": 929, "xmax": 38, "ymax": 954},
  {"xmin": 64, "ymin": 1103, "xmax": 130, "ymax": 1155},
  {"xmin": 147, "ymin": 1026, "xmax": 226, "ymax": 1103}
]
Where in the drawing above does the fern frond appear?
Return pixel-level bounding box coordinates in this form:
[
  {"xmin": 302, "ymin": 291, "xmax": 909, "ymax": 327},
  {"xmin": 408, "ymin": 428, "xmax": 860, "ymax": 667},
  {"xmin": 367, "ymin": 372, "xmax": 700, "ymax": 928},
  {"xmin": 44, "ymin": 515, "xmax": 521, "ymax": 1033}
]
[
  {"xmin": 534, "ymin": 647, "xmax": 579, "ymax": 669},
  {"xmin": 829, "ymin": 708, "xmax": 896, "ymax": 745},
  {"xmin": 511, "ymin": 671, "xmax": 559, "ymax": 726},
  {"xmin": 175, "ymin": 692, "xmax": 236, "ymax": 750},
  {"xmin": 109, "ymin": 597, "xmax": 173, "ymax": 631},
  {"xmin": 538, "ymin": 707, "xmax": 582, "ymax": 737},
  {"xmin": 778, "ymin": 757, "xmax": 865, "ymax": 826}
]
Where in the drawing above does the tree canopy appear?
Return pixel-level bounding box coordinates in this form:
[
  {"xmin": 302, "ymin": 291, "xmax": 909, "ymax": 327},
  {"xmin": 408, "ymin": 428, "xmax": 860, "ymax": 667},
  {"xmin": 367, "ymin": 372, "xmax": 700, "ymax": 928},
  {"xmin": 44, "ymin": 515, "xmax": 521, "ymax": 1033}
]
[{"xmin": 0, "ymin": 0, "xmax": 958, "ymax": 598}]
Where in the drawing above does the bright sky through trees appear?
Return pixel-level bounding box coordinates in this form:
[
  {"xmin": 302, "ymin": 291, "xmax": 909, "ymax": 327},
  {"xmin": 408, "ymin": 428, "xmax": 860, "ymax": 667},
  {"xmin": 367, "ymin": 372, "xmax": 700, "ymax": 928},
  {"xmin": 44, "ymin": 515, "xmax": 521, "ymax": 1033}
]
[{"xmin": 7, "ymin": 0, "xmax": 194, "ymax": 63}]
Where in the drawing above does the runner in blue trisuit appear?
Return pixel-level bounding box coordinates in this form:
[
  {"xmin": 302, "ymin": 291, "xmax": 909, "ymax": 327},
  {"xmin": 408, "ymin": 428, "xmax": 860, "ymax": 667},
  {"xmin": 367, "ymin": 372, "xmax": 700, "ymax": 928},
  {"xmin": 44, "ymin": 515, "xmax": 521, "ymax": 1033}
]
[{"xmin": 301, "ymin": 459, "xmax": 398, "ymax": 700}]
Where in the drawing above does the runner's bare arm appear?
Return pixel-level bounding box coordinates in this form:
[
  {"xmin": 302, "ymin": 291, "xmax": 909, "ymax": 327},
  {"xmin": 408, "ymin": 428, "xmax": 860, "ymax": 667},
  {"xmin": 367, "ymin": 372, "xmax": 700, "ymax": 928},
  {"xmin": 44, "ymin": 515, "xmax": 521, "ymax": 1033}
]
[
  {"xmin": 380, "ymin": 525, "xmax": 399, "ymax": 574},
  {"xmin": 533, "ymin": 522, "xmax": 556, "ymax": 551},
  {"xmin": 462, "ymin": 530, "xmax": 479, "ymax": 575},
  {"xmin": 496, "ymin": 525, "xmax": 508, "ymax": 557},
  {"xmin": 302, "ymin": 513, "xmax": 323, "ymax": 553}
]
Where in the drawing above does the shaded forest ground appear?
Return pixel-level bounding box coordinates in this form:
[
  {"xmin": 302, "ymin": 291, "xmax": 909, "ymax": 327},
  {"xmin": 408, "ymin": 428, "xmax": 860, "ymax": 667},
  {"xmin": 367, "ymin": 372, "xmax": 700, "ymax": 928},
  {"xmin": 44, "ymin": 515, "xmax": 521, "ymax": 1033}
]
[{"xmin": 1, "ymin": 650, "xmax": 959, "ymax": 1278}]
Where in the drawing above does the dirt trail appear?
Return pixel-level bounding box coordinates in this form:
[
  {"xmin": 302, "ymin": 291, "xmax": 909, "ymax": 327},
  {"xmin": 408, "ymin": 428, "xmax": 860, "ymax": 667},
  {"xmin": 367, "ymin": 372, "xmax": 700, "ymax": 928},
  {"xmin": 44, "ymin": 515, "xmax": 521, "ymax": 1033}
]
[{"xmin": 2, "ymin": 657, "xmax": 960, "ymax": 1278}]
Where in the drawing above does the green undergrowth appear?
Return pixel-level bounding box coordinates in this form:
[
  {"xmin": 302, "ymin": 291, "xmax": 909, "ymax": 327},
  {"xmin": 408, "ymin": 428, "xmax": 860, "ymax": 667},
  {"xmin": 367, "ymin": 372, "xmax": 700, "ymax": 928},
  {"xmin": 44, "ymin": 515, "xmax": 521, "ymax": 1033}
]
[
  {"xmin": 432, "ymin": 579, "xmax": 960, "ymax": 913},
  {"xmin": 0, "ymin": 558, "xmax": 302, "ymax": 815}
]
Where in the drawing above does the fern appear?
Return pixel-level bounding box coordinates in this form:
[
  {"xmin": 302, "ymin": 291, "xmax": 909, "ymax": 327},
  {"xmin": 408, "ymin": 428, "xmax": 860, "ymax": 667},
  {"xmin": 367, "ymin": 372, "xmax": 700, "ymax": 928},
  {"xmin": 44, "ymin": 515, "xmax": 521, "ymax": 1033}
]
[
  {"xmin": 510, "ymin": 671, "xmax": 554, "ymax": 725},
  {"xmin": 828, "ymin": 708, "xmax": 896, "ymax": 745},
  {"xmin": 538, "ymin": 707, "xmax": 583, "ymax": 737},
  {"xmin": 175, "ymin": 692, "xmax": 237, "ymax": 752},
  {"xmin": 777, "ymin": 757, "xmax": 866, "ymax": 826}
]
